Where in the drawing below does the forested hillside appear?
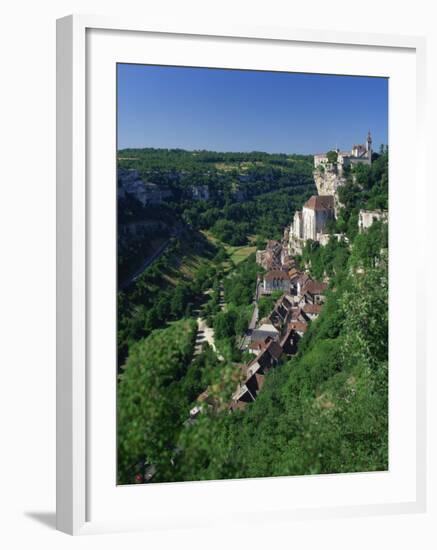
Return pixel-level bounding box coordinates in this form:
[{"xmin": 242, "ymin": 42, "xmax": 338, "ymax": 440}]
[
  {"xmin": 118, "ymin": 148, "xmax": 315, "ymax": 364},
  {"xmin": 118, "ymin": 148, "xmax": 315, "ymax": 247},
  {"xmin": 171, "ymin": 221, "xmax": 388, "ymax": 481},
  {"xmin": 116, "ymin": 148, "xmax": 389, "ymax": 484}
]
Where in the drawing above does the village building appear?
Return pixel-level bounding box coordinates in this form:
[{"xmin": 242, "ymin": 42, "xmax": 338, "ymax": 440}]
[
  {"xmin": 311, "ymin": 133, "xmax": 375, "ymax": 216},
  {"xmin": 302, "ymin": 195, "xmax": 335, "ymax": 241},
  {"xmin": 290, "ymin": 307, "xmax": 308, "ymax": 323},
  {"xmin": 358, "ymin": 209, "xmax": 388, "ymax": 232},
  {"xmin": 262, "ymin": 270, "xmax": 291, "ymax": 293},
  {"xmin": 288, "ymin": 195, "xmax": 335, "ymax": 254},
  {"xmin": 269, "ymin": 294, "xmax": 295, "ymax": 329},
  {"xmin": 256, "ymin": 239, "xmax": 282, "ymax": 271},
  {"xmin": 231, "ymin": 341, "xmax": 283, "ymax": 409},
  {"xmin": 249, "ymin": 322, "xmax": 280, "ymax": 350},
  {"xmin": 288, "ymin": 321, "xmax": 308, "ymax": 338},
  {"xmin": 300, "ymin": 279, "xmax": 328, "ymax": 305},
  {"xmin": 301, "ymin": 303, "xmax": 323, "ymax": 321},
  {"xmin": 248, "ymin": 335, "xmax": 273, "ymax": 355},
  {"xmin": 296, "ymin": 272, "xmax": 311, "ymax": 296}
]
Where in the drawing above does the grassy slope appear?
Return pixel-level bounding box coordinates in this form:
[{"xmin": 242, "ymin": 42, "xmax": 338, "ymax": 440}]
[{"xmin": 201, "ymin": 230, "xmax": 257, "ymax": 267}]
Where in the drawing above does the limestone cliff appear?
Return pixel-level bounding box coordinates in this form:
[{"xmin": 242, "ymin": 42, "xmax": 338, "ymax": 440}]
[
  {"xmin": 313, "ymin": 167, "xmax": 345, "ymax": 213},
  {"xmin": 313, "ymin": 167, "xmax": 345, "ymax": 197}
]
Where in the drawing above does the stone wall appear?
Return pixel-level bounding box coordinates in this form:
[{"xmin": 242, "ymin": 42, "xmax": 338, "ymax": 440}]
[
  {"xmin": 302, "ymin": 207, "xmax": 316, "ymax": 240},
  {"xmin": 358, "ymin": 210, "xmax": 388, "ymax": 232}
]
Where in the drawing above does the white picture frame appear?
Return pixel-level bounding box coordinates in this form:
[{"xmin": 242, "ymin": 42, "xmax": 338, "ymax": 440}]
[{"xmin": 56, "ymin": 14, "xmax": 427, "ymax": 535}]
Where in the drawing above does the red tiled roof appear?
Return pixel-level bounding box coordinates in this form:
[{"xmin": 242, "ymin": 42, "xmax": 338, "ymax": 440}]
[
  {"xmin": 288, "ymin": 268, "xmax": 301, "ymax": 280},
  {"xmin": 289, "ymin": 321, "xmax": 308, "ymax": 333},
  {"xmin": 291, "ymin": 308, "xmax": 303, "ymax": 320},
  {"xmin": 297, "ymin": 273, "xmax": 311, "ymax": 285},
  {"xmin": 264, "ymin": 270, "xmax": 290, "ymax": 281},
  {"xmin": 303, "ymin": 280, "xmax": 328, "ymax": 295},
  {"xmin": 248, "ymin": 336, "xmax": 272, "ymax": 351},
  {"xmin": 303, "ymin": 195, "xmax": 335, "ymax": 211},
  {"xmin": 302, "ymin": 304, "xmax": 323, "ymax": 314}
]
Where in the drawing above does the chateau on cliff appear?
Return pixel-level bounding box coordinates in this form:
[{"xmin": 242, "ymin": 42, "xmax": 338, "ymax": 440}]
[
  {"xmin": 313, "ymin": 132, "xmax": 372, "ymax": 199},
  {"xmin": 287, "ymin": 133, "xmax": 374, "ymax": 255},
  {"xmin": 314, "ymin": 131, "xmax": 372, "ymax": 175}
]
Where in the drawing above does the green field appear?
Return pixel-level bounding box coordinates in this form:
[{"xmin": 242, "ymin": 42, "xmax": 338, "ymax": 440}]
[{"xmin": 202, "ymin": 230, "xmax": 257, "ymax": 267}]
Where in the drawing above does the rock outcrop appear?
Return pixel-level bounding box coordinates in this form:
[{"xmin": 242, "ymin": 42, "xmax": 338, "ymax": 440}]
[{"xmin": 313, "ymin": 167, "xmax": 345, "ymax": 197}]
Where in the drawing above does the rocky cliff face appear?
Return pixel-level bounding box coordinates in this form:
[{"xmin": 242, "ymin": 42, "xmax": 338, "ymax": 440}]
[
  {"xmin": 313, "ymin": 168, "xmax": 345, "ymax": 197},
  {"xmin": 313, "ymin": 168, "xmax": 345, "ymax": 213}
]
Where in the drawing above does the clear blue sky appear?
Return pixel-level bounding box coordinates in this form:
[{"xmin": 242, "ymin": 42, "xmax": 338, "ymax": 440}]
[{"xmin": 117, "ymin": 64, "xmax": 388, "ymax": 155}]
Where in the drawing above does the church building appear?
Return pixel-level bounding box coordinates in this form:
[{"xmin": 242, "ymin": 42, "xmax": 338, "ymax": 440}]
[{"xmin": 288, "ymin": 194, "xmax": 335, "ymax": 254}]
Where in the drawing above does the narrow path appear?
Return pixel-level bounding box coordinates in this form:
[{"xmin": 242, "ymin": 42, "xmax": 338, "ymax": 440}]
[
  {"xmin": 239, "ymin": 281, "xmax": 260, "ymax": 350},
  {"xmin": 194, "ymin": 316, "xmax": 224, "ymax": 360}
]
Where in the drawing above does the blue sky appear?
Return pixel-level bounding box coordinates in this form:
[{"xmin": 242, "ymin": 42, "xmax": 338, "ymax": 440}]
[{"xmin": 117, "ymin": 64, "xmax": 388, "ymax": 155}]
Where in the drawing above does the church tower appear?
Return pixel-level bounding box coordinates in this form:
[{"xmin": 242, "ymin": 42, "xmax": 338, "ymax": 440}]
[{"xmin": 366, "ymin": 131, "xmax": 372, "ymax": 164}]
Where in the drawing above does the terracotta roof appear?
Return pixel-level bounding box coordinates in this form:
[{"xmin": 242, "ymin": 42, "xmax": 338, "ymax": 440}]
[
  {"xmin": 248, "ymin": 336, "xmax": 272, "ymax": 351},
  {"xmin": 264, "ymin": 270, "xmax": 290, "ymax": 281},
  {"xmin": 291, "ymin": 308, "xmax": 304, "ymax": 320},
  {"xmin": 303, "ymin": 280, "xmax": 328, "ymax": 295},
  {"xmin": 303, "ymin": 304, "xmax": 323, "ymax": 314},
  {"xmin": 289, "ymin": 321, "xmax": 308, "ymax": 333},
  {"xmin": 303, "ymin": 195, "xmax": 335, "ymax": 211},
  {"xmin": 288, "ymin": 268, "xmax": 301, "ymax": 280},
  {"xmin": 297, "ymin": 273, "xmax": 311, "ymax": 285}
]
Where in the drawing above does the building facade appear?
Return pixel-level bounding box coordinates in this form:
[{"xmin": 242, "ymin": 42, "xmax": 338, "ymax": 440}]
[{"xmin": 358, "ymin": 209, "xmax": 388, "ymax": 232}]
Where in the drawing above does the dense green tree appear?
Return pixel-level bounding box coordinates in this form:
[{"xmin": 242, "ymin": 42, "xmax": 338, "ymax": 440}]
[
  {"xmin": 326, "ymin": 150, "xmax": 338, "ymax": 164},
  {"xmin": 117, "ymin": 319, "xmax": 197, "ymax": 484}
]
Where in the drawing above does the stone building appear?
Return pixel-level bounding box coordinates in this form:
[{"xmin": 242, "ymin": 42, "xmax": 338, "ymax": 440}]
[
  {"xmin": 358, "ymin": 209, "xmax": 388, "ymax": 232},
  {"xmin": 302, "ymin": 195, "xmax": 335, "ymax": 240},
  {"xmin": 313, "ymin": 132, "xmax": 373, "ymax": 203},
  {"xmin": 314, "ymin": 131, "xmax": 373, "ymax": 174},
  {"xmin": 262, "ymin": 270, "xmax": 291, "ymax": 293},
  {"xmin": 256, "ymin": 240, "xmax": 282, "ymax": 271},
  {"xmin": 288, "ymin": 195, "xmax": 335, "ymax": 254}
]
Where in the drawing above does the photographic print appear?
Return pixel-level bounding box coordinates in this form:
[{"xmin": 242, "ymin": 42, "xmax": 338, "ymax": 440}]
[{"xmin": 116, "ymin": 65, "xmax": 388, "ymax": 485}]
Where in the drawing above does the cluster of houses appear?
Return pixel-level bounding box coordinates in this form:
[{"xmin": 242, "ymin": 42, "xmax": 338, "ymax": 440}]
[
  {"xmin": 229, "ymin": 265, "xmax": 327, "ymax": 410},
  {"xmin": 255, "ymin": 239, "xmax": 282, "ymax": 271},
  {"xmin": 256, "ymin": 238, "xmax": 296, "ymax": 272},
  {"xmin": 187, "ymin": 255, "xmax": 328, "ymax": 419},
  {"xmin": 187, "ymin": 133, "xmax": 387, "ymax": 421}
]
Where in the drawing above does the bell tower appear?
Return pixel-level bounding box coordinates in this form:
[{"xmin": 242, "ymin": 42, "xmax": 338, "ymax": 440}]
[{"xmin": 366, "ymin": 130, "xmax": 372, "ymax": 164}]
